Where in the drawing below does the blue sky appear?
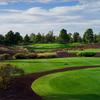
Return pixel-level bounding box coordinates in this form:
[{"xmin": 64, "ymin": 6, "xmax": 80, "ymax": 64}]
[{"xmin": 0, "ymin": 0, "xmax": 100, "ymax": 35}]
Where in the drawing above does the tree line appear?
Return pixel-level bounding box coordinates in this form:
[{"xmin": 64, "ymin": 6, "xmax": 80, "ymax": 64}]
[{"xmin": 0, "ymin": 28, "xmax": 100, "ymax": 45}]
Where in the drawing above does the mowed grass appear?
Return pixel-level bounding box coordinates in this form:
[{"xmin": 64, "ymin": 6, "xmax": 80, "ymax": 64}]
[
  {"xmin": 1, "ymin": 57, "xmax": 100, "ymax": 74},
  {"xmin": 32, "ymin": 68, "xmax": 100, "ymax": 100},
  {"xmin": 70, "ymin": 48, "xmax": 100, "ymax": 53},
  {"xmin": 31, "ymin": 43, "xmax": 81, "ymax": 51},
  {"xmin": 27, "ymin": 43, "xmax": 100, "ymax": 52}
]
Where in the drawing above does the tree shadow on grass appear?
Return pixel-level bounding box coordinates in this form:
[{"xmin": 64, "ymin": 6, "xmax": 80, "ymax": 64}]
[{"xmin": 44, "ymin": 94, "xmax": 100, "ymax": 100}]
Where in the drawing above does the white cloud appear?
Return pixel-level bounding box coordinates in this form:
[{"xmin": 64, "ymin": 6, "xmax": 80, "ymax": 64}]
[{"xmin": 0, "ymin": 0, "xmax": 100, "ymax": 35}]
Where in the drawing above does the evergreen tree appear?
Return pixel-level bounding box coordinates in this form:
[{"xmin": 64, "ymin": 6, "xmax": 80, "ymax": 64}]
[
  {"xmin": 14, "ymin": 32, "xmax": 23, "ymax": 44},
  {"xmin": 5, "ymin": 30, "xmax": 15, "ymax": 45},
  {"xmin": 30, "ymin": 33, "xmax": 36, "ymax": 43},
  {"xmin": 36, "ymin": 33, "xmax": 42, "ymax": 43},
  {"xmin": 73, "ymin": 32, "xmax": 81, "ymax": 42},
  {"xmin": 83, "ymin": 28, "xmax": 94, "ymax": 43},
  {"xmin": 0, "ymin": 34, "xmax": 5, "ymax": 45},
  {"xmin": 45, "ymin": 31, "xmax": 55, "ymax": 43},
  {"xmin": 59, "ymin": 29, "xmax": 70, "ymax": 44},
  {"xmin": 24, "ymin": 34, "xmax": 30, "ymax": 44}
]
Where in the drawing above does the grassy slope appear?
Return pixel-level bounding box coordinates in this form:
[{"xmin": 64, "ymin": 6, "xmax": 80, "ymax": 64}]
[
  {"xmin": 32, "ymin": 68, "xmax": 100, "ymax": 100},
  {"xmin": 28, "ymin": 43, "xmax": 100, "ymax": 52},
  {"xmin": 31, "ymin": 43, "xmax": 81, "ymax": 51},
  {"xmin": 33, "ymin": 43, "xmax": 80, "ymax": 48},
  {"xmin": 1, "ymin": 57, "xmax": 100, "ymax": 73}
]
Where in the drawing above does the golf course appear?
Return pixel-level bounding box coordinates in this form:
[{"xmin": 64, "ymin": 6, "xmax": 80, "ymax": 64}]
[
  {"xmin": 0, "ymin": 57, "xmax": 100, "ymax": 100},
  {"xmin": 0, "ymin": 29, "xmax": 100, "ymax": 100}
]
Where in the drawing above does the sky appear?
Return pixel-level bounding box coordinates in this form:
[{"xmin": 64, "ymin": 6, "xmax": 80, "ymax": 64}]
[{"xmin": 0, "ymin": 0, "xmax": 100, "ymax": 35}]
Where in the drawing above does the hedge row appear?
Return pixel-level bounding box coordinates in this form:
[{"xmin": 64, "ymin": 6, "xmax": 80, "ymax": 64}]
[
  {"xmin": 0, "ymin": 52, "xmax": 97, "ymax": 60},
  {"xmin": 14, "ymin": 53, "xmax": 57, "ymax": 59},
  {"xmin": 77, "ymin": 52, "xmax": 96, "ymax": 57}
]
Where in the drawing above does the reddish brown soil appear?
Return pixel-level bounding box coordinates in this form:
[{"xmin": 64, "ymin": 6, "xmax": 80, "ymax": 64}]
[{"xmin": 0, "ymin": 65, "xmax": 99, "ymax": 100}]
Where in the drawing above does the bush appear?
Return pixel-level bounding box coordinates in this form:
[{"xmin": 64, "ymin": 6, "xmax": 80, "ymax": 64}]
[
  {"xmin": 37, "ymin": 53, "xmax": 57, "ymax": 58},
  {"xmin": 27, "ymin": 53, "xmax": 37, "ymax": 59},
  {"xmin": 0, "ymin": 64, "xmax": 24, "ymax": 89},
  {"xmin": 14, "ymin": 53, "xmax": 28, "ymax": 59},
  {"xmin": 77, "ymin": 52, "xmax": 96, "ymax": 57},
  {"xmin": 0, "ymin": 54, "xmax": 12, "ymax": 60},
  {"xmin": 14, "ymin": 53, "xmax": 37, "ymax": 59}
]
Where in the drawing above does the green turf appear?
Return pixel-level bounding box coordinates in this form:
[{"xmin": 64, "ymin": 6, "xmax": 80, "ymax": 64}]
[
  {"xmin": 1, "ymin": 57, "xmax": 100, "ymax": 74},
  {"xmin": 25, "ymin": 43, "xmax": 100, "ymax": 52},
  {"xmin": 30, "ymin": 43, "xmax": 81, "ymax": 51},
  {"xmin": 32, "ymin": 68, "xmax": 100, "ymax": 100},
  {"xmin": 69, "ymin": 48, "xmax": 100, "ymax": 53}
]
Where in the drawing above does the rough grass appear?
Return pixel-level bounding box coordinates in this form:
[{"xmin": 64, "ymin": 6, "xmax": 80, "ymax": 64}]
[
  {"xmin": 1, "ymin": 57, "xmax": 100, "ymax": 74},
  {"xmin": 32, "ymin": 68, "xmax": 100, "ymax": 100}
]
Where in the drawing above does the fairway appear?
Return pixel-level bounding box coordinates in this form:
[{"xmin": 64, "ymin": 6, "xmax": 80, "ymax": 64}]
[
  {"xmin": 1, "ymin": 57, "xmax": 100, "ymax": 73},
  {"xmin": 32, "ymin": 68, "xmax": 100, "ymax": 100},
  {"xmin": 30, "ymin": 43, "xmax": 81, "ymax": 51},
  {"xmin": 70, "ymin": 48, "xmax": 100, "ymax": 53}
]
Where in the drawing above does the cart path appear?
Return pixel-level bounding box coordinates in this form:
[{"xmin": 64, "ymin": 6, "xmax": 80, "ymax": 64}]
[{"xmin": 0, "ymin": 65, "xmax": 99, "ymax": 100}]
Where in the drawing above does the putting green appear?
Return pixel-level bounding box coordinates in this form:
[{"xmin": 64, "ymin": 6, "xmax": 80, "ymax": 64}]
[{"xmin": 32, "ymin": 68, "xmax": 100, "ymax": 100}]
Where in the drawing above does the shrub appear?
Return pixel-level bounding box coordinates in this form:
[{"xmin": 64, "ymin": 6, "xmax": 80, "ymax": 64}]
[
  {"xmin": 27, "ymin": 53, "xmax": 37, "ymax": 59},
  {"xmin": 14, "ymin": 53, "xmax": 37, "ymax": 59},
  {"xmin": 0, "ymin": 54, "xmax": 12, "ymax": 60},
  {"xmin": 37, "ymin": 53, "xmax": 57, "ymax": 58},
  {"xmin": 0, "ymin": 64, "xmax": 24, "ymax": 89},
  {"xmin": 77, "ymin": 52, "xmax": 96, "ymax": 57},
  {"xmin": 14, "ymin": 53, "xmax": 28, "ymax": 59}
]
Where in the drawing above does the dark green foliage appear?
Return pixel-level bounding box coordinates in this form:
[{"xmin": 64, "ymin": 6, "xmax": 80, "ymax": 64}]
[
  {"xmin": 0, "ymin": 35, "xmax": 5, "ymax": 45},
  {"xmin": 73, "ymin": 32, "xmax": 81, "ymax": 42},
  {"xmin": 14, "ymin": 32, "xmax": 23, "ymax": 44},
  {"xmin": 30, "ymin": 33, "xmax": 36, "ymax": 43},
  {"xmin": 0, "ymin": 54, "xmax": 12, "ymax": 60},
  {"xmin": 24, "ymin": 34, "xmax": 30, "ymax": 44},
  {"xmin": 59, "ymin": 29, "xmax": 70, "ymax": 44},
  {"xmin": 36, "ymin": 33, "xmax": 42, "ymax": 43},
  {"xmin": 0, "ymin": 29, "xmax": 99, "ymax": 45},
  {"xmin": 83, "ymin": 29, "xmax": 94, "ymax": 43},
  {"xmin": 45, "ymin": 31, "xmax": 55, "ymax": 43},
  {"xmin": 5, "ymin": 30, "xmax": 15, "ymax": 45},
  {"xmin": 77, "ymin": 52, "xmax": 96, "ymax": 57},
  {"xmin": 0, "ymin": 64, "xmax": 24, "ymax": 89}
]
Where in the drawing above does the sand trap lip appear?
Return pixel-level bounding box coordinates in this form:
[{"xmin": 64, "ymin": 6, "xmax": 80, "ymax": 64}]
[{"xmin": 0, "ymin": 65, "xmax": 99, "ymax": 100}]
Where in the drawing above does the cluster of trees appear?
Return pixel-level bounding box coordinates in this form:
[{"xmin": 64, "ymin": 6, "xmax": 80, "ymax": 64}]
[
  {"xmin": 59, "ymin": 29, "xmax": 100, "ymax": 44},
  {"xmin": 0, "ymin": 28, "xmax": 100, "ymax": 45}
]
